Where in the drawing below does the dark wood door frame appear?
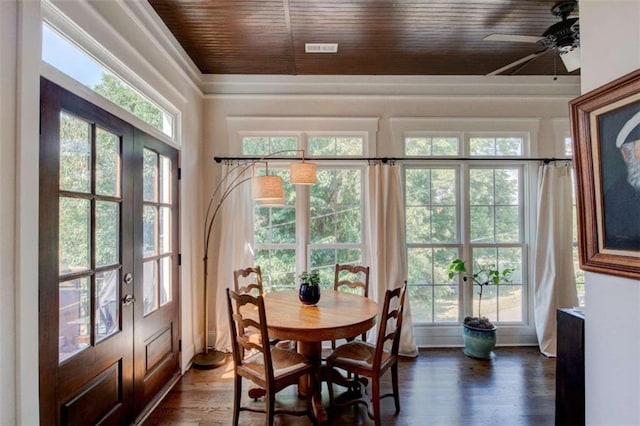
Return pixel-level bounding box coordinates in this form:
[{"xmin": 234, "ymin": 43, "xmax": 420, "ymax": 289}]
[{"xmin": 39, "ymin": 78, "xmax": 180, "ymax": 425}]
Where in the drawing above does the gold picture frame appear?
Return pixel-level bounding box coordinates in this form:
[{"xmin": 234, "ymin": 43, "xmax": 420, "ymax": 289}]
[{"xmin": 570, "ymin": 68, "xmax": 640, "ymax": 279}]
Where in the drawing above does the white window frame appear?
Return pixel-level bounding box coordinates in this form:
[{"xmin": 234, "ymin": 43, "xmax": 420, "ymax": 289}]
[
  {"xmin": 226, "ymin": 116, "xmax": 378, "ymax": 156},
  {"xmin": 464, "ymin": 162, "xmax": 527, "ymax": 323},
  {"xmin": 394, "ymin": 117, "xmax": 539, "ymax": 346},
  {"xmin": 403, "ymin": 159, "xmax": 528, "ymax": 321},
  {"xmin": 403, "ymin": 131, "xmax": 463, "ymax": 157},
  {"xmin": 41, "ymin": 2, "xmax": 181, "ymax": 146},
  {"xmin": 228, "ymin": 116, "xmax": 378, "ymax": 287},
  {"xmin": 306, "ymin": 163, "xmax": 366, "ymax": 278},
  {"xmin": 305, "ymin": 131, "xmax": 371, "ymax": 158}
]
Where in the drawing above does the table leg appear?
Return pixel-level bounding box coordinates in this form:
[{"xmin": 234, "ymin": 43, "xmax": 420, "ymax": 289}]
[{"xmin": 297, "ymin": 341, "xmax": 327, "ymax": 424}]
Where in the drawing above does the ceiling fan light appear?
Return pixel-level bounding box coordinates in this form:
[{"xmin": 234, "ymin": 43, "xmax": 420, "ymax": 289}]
[
  {"xmin": 252, "ymin": 175, "xmax": 284, "ymax": 202},
  {"xmin": 560, "ymin": 47, "xmax": 580, "ymax": 72},
  {"xmin": 290, "ymin": 162, "xmax": 317, "ymax": 185}
]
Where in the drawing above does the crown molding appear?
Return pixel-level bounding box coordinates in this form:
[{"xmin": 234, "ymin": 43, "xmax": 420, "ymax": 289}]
[{"xmin": 201, "ymin": 74, "xmax": 581, "ymax": 97}]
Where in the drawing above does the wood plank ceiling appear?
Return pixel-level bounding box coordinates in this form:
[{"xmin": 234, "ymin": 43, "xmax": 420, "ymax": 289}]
[{"xmin": 148, "ymin": 0, "xmax": 580, "ymax": 76}]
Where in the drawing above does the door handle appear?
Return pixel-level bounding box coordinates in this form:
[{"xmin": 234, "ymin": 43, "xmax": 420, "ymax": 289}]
[{"xmin": 122, "ymin": 294, "xmax": 135, "ymax": 306}]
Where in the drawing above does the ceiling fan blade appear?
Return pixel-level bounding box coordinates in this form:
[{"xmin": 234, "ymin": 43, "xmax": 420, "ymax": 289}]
[
  {"xmin": 486, "ymin": 50, "xmax": 547, "ymax": 76},
  {"xmin": 560, "ymin": 47, "xmax": 580, "ymax": 72},
  {"xmin": 484, "ymin": 33, "xmax": 545, "ymax": 44}
]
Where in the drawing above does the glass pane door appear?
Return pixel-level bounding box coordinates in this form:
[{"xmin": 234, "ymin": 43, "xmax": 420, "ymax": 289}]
[{"xmin": 58, "ymin": 112, "xmax": 123, "ymax": 362}]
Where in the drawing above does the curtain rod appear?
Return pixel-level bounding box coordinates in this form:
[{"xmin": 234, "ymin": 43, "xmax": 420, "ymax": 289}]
[{"xmin": 214, "ymin": 156, "xmax": 571, "ymax": 164}]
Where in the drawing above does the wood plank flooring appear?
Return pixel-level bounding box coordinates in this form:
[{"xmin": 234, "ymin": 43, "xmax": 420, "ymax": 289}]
[{"xmin": 143, "ymin": 347, "xmax": 556, "ymax": 425}]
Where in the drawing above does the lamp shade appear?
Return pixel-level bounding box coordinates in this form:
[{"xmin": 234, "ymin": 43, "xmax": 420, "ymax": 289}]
[
  {"xmin": 252, "ymin": 175, "xmax": 284, "ymax": 204},
  {"xmin": 290, "ymin": 162, "xmax": 317, "ymax": 185}
]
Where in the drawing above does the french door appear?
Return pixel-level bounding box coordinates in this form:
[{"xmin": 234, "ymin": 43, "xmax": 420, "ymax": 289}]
[{"xmin": 39, "ymin": 78, "xmax": 180, "ymax": 425}]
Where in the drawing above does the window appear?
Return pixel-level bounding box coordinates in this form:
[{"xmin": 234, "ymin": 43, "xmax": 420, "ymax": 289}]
[
  {"xmin": 405, "ymin": 134, "xmax": 526, "ymax": 325},
  {"xmin": 566, "ymin": 136, "xmax": 585, "ymax": 306},
  {"xmin": 58, "ymin": 111, "xmax": 122, "ymax": 361},
  {"xmin": 309, "ymin": 167, "xmax": 363, "ymax": 286},
  {"xmin": 255, "ymin": 165, "xmax": 298, "ymax": 291},
  {"xmin": 243, "ymin": 136, "xmax": 298, "ymax": 155},
  {"xmin": 469, "ymin": 136, "xmax": 523, "ymax": 156},
  {"xmin": 42, "ymin": 22, "xmax": 175, "ymax": 139},
  {"xmin": 142, "ymin": 149, "xmax": 174, "ymax": 315},
  {"xmin": 405, "ymin": 165, "xmax": 459, "ymax": 323},
  {"xmin": 308, "ymin": 136, "xmax": 364, "ymax": 156},
  {"xmin": 405, "ymin": 135, "xmax": 459, "ymax": 156},
  {"xmin": 249, "ymin": 135, "xmax": 365, "ymax": 291}
]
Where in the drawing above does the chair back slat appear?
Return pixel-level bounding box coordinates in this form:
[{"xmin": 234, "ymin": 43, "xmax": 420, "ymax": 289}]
[
  {"xmin": 240, "ymin": 317, "xmax": 261, "ymax": 333},
  {"xmin": 236, "ymin": 336, "xmax": 263, "ymax": 353},
  {"xmin": 334, "ymin": 264, "xmax": 370, "ymax": 297},
  {"xmin": 233, "ymin": 266, "xmax": 264, "ymax": 296}
]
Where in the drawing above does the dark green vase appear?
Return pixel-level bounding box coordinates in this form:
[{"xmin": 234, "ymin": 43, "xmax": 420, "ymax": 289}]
[
  {"xmin": 462, "ymin": 323, "xmax": 497, "ymax": 359},
  {"xmin": 298, "ymin": 283, "xmax": 320, "ymax": 305}
]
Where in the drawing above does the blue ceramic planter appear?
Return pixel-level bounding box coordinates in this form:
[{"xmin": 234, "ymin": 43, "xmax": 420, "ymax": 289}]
[
  {"xmin": 298, "ymin": 283, "xmax": 320, "ymax": 305},
  {"xmin": 462, "ymin": 323, "xmax": 497, "ymax": 359}
]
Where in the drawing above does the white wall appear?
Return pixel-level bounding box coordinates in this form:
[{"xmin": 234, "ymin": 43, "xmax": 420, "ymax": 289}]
[
  {"xmin": 15, "ymin": 1, "xmax": 43, "ymax": 424},
  {"xmin": 580, "ymin": 1, "xmax": 640, "ymax": 425},
  {"xmin": 1, "ymin": 1, "xmax": 18, "ymax": 424},
  {"xmin": 203, "ymin": 76, "xmax": 580, "ymax": 347}
]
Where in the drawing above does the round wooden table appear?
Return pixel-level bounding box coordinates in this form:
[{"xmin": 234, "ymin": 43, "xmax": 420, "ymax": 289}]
[{"xmin": 263, "ymin": 290, "xmax": 378, "ymax": 423}]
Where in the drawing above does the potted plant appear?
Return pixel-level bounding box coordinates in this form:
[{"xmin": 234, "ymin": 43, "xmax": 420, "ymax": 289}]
[
  {"xmin": 447, "ymin": 258, "xmax": 513, "ymax": 359},
  {"xmin": 298, "ymin": 269, "xmax": 321, "ymax": 305}
]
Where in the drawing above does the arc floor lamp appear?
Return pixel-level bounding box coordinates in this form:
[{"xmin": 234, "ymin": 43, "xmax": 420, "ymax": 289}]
[{"xmin": 193, "ymin": 150, "xmax": 317, "ymax": 369}]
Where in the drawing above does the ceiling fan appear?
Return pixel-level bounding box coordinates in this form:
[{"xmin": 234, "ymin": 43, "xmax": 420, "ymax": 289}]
[{"xmin": 484, "ymin": 0, "xmax": 580, "ymax": 76}]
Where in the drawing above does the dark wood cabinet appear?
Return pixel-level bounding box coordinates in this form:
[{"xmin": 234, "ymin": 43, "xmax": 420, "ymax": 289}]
[{"xmin": 555, "ymin": 308, "xmax": 585, "ymax": 426}]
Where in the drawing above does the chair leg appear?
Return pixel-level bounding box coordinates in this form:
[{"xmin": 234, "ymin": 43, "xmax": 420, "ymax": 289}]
[
  {"xmin": 232, "ymin": 375, "xmax": 242, "ymax": 426},
  {"xmin": 266, "ymin": 392, "xmax": 275, "ymax": 426},
  {"xmin": 371, "ymin": 377, "xmax": 381, "ymax": 426},
  {"xmin": 326, "ymin": 364, "xmax": 335, "ymax": 406},
  {"xmin": 391, "ymin": 362, "xmax": 400, "ymax": 414}
]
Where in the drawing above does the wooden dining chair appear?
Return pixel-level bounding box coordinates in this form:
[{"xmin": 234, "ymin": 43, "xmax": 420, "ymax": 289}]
[
  {"xmin": 325, "ymin": 282, "xmax": 407, "ymax": 426},
  {"xmin": 332, "ymin": 264, "xmax": 370, "ymax": 349},
  {"xmin": 233, "ymin": 266, "xmax": 294, "ymax": 400},
  {"xmin": 226, "ymin": 288, "xmax": 316, "ymax": 426}
]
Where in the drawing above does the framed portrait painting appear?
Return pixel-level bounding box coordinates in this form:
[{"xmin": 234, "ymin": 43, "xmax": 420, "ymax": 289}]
[{"xmin": 570, "ymin": 68, "xmax": 640, "ymax": 279}]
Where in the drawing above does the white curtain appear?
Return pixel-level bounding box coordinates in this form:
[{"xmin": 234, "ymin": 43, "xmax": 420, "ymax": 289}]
[
  {"xmin": 212, "ymin": 164, "xmax": 255, "ymax": 353},
  {"xmin": 534, "ymin": 162, "xmax": 578, "ymax": 357},
  {"xmin": 364, "ymin": 162, "xmax": 418, "ymax": 357}
]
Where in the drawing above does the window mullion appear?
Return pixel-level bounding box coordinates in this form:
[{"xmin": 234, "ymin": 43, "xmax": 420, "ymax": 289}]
[
  {"xmin": 460, "ymin": 163, "xmax": 473, "ymax": 320},
  {"xmin": 296, "ymin": 183, "xmax": 310, "ymax": 273}
]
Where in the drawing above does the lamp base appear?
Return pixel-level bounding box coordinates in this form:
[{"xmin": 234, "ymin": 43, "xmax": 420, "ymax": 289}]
[{"xmin": 192, "ymin": 349, "xmax": 227, "ymax": 370}]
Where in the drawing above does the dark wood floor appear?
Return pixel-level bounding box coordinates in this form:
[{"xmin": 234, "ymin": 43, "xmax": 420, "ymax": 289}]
[{"xmin": 143, "ymin": 347, "xmax": 556, "ymax": 425}]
